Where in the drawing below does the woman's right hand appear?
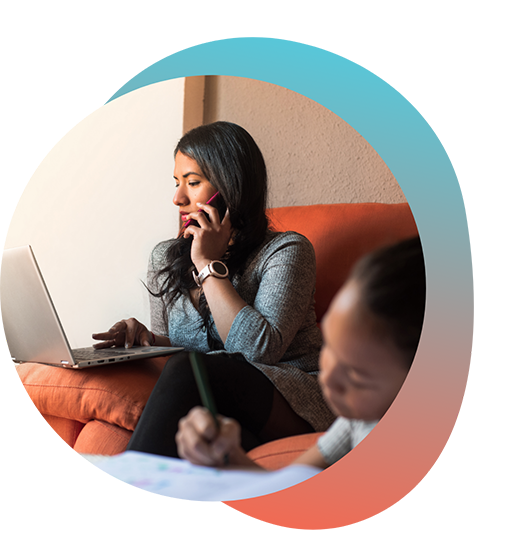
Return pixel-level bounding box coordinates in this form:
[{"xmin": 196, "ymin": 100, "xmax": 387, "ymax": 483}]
[
  {"xmin": 92, "ymin": 318, "xmax": 153, "ymax": 349},
  {"xmin": 176, "ymin": 407, "xmax": 252, "ymax": 468}
]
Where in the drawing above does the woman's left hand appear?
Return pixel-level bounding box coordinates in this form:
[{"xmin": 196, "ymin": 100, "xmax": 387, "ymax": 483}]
[{"xmin": 183, "ymin": 203, "xmax": 232, "ymax": 271}]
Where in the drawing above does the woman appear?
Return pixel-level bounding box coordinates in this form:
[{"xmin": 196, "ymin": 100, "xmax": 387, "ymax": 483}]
[
  {"xmin": 93, "ymin": 121, "xmax": 336, "ymax": 457},
  {"xmin": 176, "ymin": 237, "xmax": 426, "ymax": 469}
]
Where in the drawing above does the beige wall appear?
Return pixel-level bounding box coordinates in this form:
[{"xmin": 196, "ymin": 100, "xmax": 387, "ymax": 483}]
[
  {"xmin": 203, "ymin": 76, "xmax": 406, "ymax": 208},
  {"xmin": 4, "ymin": 79, "xmax": 186, "ymax": 348}
]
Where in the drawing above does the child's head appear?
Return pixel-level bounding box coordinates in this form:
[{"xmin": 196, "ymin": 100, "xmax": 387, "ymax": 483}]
[{"xmin": 319, "ymin": 236, "xmax": 425, "ymax": 422}]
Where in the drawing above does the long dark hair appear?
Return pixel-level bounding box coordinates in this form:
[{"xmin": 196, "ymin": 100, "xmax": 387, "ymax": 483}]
[
  {"xmin": 152, "ymin": 122, "xmax": 269, "ymax": 349},
  {"xmin": 352, "ymin": 236, "xmax": 426, "ymax": 368}
]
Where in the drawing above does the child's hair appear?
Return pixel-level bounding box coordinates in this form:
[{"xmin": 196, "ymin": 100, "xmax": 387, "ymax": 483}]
[{"xmin": 352, "ymin": 236, "xmax": 426, "ymax": 368}]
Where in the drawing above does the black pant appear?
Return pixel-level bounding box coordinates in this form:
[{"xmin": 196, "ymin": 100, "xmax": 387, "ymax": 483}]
[{"xmin": 126, "ymin": 351, "xmax": 314, "ymax": 458}]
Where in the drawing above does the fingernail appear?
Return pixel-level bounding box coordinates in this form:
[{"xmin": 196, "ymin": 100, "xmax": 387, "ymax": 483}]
[{"xmin": 125, "ymin": 343, "xmax": 130, "ymax": 349}]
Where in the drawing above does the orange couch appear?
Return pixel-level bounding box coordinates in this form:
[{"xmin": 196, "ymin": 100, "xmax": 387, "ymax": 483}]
[{"xmin": 16, "ymin": 203, "xmax": 418, "ymax": 468}]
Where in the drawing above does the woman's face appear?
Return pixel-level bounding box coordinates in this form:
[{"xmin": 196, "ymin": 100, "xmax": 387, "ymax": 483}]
[
  {"xmin": 319, "ymin": 279, "xmax": 409, "ymax": 422},
  {"xmin": 173, "ymin": 151, "xmax": 217, "ymax": 223}
]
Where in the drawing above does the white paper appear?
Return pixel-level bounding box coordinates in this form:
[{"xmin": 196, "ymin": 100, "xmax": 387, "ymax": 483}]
[{"xmin": 86, "ymin": 451, "xmax": 322, "ymax": 501}]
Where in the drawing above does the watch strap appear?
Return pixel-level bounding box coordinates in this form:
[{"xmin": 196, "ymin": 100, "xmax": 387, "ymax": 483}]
[{"xmin": 193, "ymin": 260, "xmax": 229, "ymax": 287}]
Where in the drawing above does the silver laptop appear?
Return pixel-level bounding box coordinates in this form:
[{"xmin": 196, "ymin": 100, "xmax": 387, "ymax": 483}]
[{"xmin": 0, "ymin": 245, "xmax": 183, "ymax": 368}]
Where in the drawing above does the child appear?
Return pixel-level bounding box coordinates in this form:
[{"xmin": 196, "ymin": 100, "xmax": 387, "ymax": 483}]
[{"xmin": 176, "ymin": 236, "xmax": 426, "ymax": 469}]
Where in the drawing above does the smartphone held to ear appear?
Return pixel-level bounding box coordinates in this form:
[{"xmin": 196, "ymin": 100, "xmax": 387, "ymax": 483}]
[{"xmin": 183, "ymin": 192, "xmax": 227, "ymax": 229}]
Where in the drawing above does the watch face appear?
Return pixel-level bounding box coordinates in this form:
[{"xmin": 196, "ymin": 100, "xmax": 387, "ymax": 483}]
[{"xmin": 211, "ymin": 261, "xmax": 228, "ymax": 276}]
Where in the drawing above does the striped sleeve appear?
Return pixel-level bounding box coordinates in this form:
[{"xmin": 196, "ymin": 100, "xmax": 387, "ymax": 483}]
[{"xmin": 317, "ymin": 417, "xmax": 353, "ymax": 465}]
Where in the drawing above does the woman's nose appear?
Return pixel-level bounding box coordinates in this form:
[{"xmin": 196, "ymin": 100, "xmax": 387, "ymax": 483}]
[{"xmin": 173, "ymin": 187, "xmax": 187, "ymax": 206}]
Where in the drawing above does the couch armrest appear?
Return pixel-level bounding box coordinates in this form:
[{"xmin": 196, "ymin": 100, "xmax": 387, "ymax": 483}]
[
  {"xmin": 248, "ymin": 432, "xmax": 323, "ymax": 470},
  {"xmin": 17, "ymin": 356, "xmax": 170, "ymax": 431}
]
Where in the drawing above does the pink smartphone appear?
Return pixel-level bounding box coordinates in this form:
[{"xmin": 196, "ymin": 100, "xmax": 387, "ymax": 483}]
[{"xmin": 183, "ymin": 191, "xmax": 226, "ymax": 228}]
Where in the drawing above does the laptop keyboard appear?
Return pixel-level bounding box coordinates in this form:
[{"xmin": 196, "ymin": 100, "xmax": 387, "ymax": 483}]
[
  {"xmin": 71, "ymin": 346, "xmax": 171, "ymax": 361},
  {"xmin": 72, "ymin": 348, "xmax": 136, "ymax": 360}
]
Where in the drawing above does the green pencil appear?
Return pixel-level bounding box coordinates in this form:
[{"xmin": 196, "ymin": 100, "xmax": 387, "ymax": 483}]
[
  {"xmin": 189, "ymin": 352, "xmax": 219, "ymax": 428},
  {"xmin": 189, "ymin": 352, "xmax": 230, "ymax": 465}
]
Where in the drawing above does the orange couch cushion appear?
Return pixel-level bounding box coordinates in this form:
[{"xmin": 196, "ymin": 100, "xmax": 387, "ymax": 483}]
[
  {"xmin": 268, "ymin": 203, "xmax": 418, "ymax": 321},
  {"xmin": 73, "ymin": 420, "xmax": 132, "ymax": 455},
  {"xmin": 41, "ymin": 414, "xmax": 85, "ymax": 447},
  {"xmin": 247, "ymin": 432, "xmax": 323, "ymax": 470},
  {"xmin": 17, "ymin": 356, "xmax": 170, "ymax": 432}
]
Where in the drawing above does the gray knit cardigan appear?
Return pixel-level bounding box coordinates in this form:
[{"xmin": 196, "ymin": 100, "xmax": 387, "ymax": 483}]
[{"xmin": 147, "ymin": 230, "xmax": 336, "ymax": 432}]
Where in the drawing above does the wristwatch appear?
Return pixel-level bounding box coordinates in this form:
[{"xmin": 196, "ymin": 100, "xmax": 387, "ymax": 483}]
[{"xmin": 193, "ymin": 260, "xmax": 229, "ymax": 287}]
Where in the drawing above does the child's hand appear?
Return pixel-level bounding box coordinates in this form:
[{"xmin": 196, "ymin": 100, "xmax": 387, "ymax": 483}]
[{"xmin": 176, "ymin": 406, "xmax": 242, "ymax": 467}]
